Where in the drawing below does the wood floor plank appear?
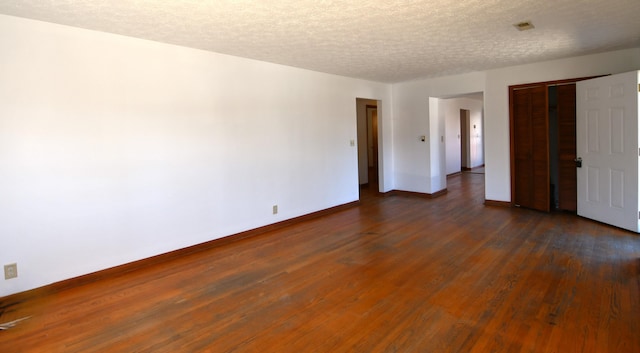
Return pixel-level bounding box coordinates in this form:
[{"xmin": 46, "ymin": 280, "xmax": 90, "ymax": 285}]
[{"xmin": 1, "ymin": 173, "xmax": 639, "ymax": 352}]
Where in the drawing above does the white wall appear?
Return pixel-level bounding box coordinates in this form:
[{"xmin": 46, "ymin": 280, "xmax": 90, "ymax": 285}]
[
  {"xmin": 443, "ymin": 97, "xmax": 484, "ymax": 175},
  {"xmin": 429, "ymin": 98, "xmax": 446, "ymax": 191},
  {"xmin": 390, "ymin": 81, "xmax": 430, "ymax": 193},
  {"xmin": 0, "ymin": 15, "xmax": 391, "ymax": 296},
  {"xmin": 469, "ymin": 105, "xmax": 484, "ymax": 169}
]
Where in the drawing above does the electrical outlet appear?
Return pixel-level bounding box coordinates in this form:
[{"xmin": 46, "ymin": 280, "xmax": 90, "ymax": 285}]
[
  {"xmin": 272, "ymin": 205, "xmax": 278, "ymax": 215},
  {"xmin": 4, "ymin": 263, "xmax": 17, "ymax": 280}
]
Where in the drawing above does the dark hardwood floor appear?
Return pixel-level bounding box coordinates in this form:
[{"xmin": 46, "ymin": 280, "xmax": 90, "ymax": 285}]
[{"xmin": 1, "ymin": 173, "xmax": 639, "ymax": 352}]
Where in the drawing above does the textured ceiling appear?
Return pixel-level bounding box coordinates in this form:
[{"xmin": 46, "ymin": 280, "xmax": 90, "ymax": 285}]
[{"xmin": 1, "ymin": 0, "xmax": 639, "ymax": 83}]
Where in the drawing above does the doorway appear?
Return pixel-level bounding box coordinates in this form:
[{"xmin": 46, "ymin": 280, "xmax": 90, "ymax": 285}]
[
  {"xmin": 367, "ymin": 105, "xmax": 379, "ymax": 186},
  {"xmin": 460, "ymin": 109, "xmax": 470, "ymax": 170},
  {"xmin": 356, "ymin": 98, "xmax": 380, "ymax": 196},
  {"xmin": 443, "ymin": 94, "xmax": 484, "ymax": 177}
]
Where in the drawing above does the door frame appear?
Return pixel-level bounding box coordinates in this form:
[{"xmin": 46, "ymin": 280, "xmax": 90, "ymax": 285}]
[
  {"xmin": 460, "ymin": 109, "xmax": 470, "ymax": 170},
  {"xmin": 366, "ymin": 104, "xmax": 379, "ymax": 185},
  {"xmin": 356, "ymin": 98, "xmax": 382, "ymax": 195},
  {"xmin": 509, "ymin": 76, "xmax": 604, "ymax": 209}
]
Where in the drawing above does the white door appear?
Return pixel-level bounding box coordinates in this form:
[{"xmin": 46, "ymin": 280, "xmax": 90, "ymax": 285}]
[{"xmin": 576, "ymin": 71, "xmax": 639, "ymax": 233}]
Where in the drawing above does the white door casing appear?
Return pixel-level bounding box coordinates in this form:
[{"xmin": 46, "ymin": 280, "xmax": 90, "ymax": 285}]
[{"xmin": 576, "ymin": 71, "xmax": 640, "ymax": 233}]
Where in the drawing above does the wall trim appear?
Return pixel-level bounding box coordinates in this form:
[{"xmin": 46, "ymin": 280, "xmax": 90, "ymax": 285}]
[
  {"xmin": 484, "ymin": 199, "xmax": 511, "ymax": 207},
  {"xmin": 0, "ymin": 200, "xmax": 360, "ymax": 302},
  {"xmin": 383, "ymin": 188, "xmax": 448, "ymax": 199}
]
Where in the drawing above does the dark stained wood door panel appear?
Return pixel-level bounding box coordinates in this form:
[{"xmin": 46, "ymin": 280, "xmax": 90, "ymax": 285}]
[
  {"xmin": 556, "ymin": 84, "xmax": 577, "ymax": 211},
  {"xmin": 512, "ymin": 85, "xmax": 550, "ymax": 212}
]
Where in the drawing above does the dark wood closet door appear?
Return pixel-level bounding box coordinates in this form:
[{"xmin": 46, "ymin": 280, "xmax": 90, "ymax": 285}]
[
  {"xmin": 556, "ymin": 84, "xmax": 577, "ymax": 211},
  {"xmin": 512, "ymin": 85, "xmax": 550, "ymax": 212}
]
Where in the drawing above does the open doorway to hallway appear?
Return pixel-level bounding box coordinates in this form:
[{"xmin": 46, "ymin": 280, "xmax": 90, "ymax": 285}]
[
  {"xmin": 356, "ymin": 98, "xmax": 380, "ymax": 198},
  {"xmin": 441, "ymin": 93, "xmax": 484, "ymax": 176},
  {"xmin": 441, "ymin": 93, "xmax": 485, "ymax": 190}
]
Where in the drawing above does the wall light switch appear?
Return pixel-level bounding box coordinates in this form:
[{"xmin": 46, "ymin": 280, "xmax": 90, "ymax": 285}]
[
  {"xmin": 420, "ymin": 135, "xmax": 426, "ymax": 142},
  {"xmin": 350, "ymin": 139, "xmax": 355, "ymax": 147}
]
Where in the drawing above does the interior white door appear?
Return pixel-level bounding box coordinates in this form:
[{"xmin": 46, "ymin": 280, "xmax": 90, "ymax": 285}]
[{"xmin": 576, "ymin": 71, "xmax": 639, "ymax": 233}]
